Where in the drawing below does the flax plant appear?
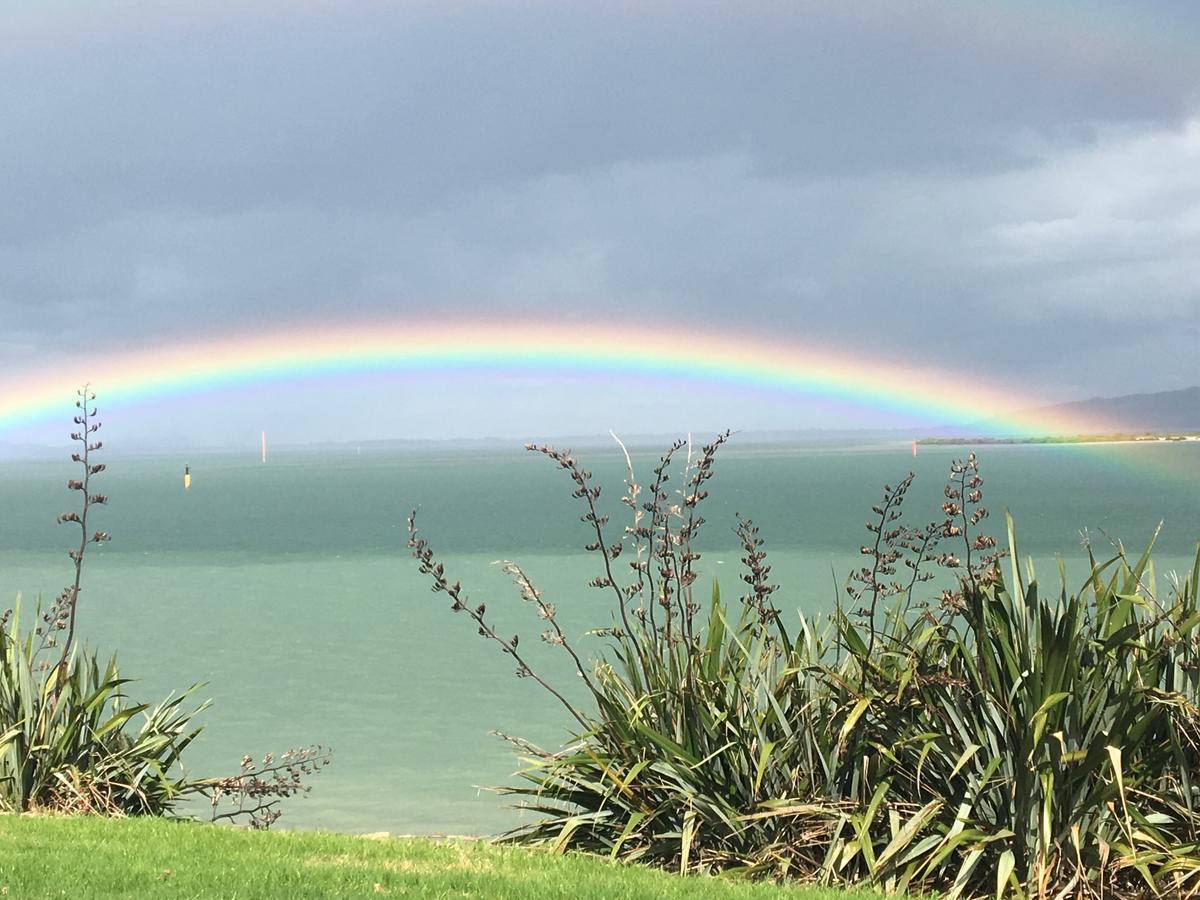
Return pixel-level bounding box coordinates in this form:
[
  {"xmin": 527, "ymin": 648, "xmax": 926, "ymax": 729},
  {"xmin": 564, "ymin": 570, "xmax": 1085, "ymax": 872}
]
[
  {"xmin": 413, "ymin": 438, "xmax": 1200, "ymax": 897},
  {"xmin": 1, "ymin": 389, "xmax": 329, "ymax": 823},
  {"xmin": 1, "ymin": 388, "xmax": 206, "ymax": 814}
]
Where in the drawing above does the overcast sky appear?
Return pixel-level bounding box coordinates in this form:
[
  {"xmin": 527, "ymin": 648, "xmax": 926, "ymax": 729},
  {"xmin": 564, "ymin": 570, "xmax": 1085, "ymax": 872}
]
[{"xmin": 2, "ymin": 1, "xmax": 1198, "ymax": 445}]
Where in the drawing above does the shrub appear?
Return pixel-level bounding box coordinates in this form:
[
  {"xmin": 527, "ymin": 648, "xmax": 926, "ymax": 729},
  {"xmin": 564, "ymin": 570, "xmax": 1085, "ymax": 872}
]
[{"xmin": 412, "ymin": 438, "xmax": 1200, "ymax": 898}]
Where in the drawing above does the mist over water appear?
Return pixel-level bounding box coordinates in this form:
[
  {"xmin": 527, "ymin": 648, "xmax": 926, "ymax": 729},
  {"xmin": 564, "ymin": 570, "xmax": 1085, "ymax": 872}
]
[{"xmin": 1, "ymin": 441, "xmax": 1197, "ymax": 834}]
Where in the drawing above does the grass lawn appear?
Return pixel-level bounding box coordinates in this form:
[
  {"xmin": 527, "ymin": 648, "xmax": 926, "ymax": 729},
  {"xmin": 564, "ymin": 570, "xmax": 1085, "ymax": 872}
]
[{"xmin": 0, "ymin": 815, "xmax": 892, "ymax": 899}]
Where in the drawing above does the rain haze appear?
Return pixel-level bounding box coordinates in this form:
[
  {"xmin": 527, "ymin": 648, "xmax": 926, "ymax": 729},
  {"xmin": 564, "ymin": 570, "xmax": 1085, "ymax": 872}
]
[{"xmin": 3, "ymin": 0, "xmax": 1199, "ymax": 446}]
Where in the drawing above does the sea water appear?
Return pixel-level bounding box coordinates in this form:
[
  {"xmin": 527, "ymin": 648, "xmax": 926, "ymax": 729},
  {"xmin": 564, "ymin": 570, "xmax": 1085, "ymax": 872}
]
[{"xmin": 1, "ymin": 440, "xmax": 1197, "ymax": 834}]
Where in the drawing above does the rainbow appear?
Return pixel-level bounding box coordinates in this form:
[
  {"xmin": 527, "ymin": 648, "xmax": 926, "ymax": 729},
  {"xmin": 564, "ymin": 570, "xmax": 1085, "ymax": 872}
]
[{"xmin": 0, "ymin": 319, "xmax": 1118, "ymax": 438}]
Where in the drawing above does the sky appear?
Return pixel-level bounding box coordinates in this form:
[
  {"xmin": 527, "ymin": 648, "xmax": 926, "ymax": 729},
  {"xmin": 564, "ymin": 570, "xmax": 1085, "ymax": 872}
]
[{"xmin": 2, "ymin": 0, "xmax": 1199, "ymax": 446}]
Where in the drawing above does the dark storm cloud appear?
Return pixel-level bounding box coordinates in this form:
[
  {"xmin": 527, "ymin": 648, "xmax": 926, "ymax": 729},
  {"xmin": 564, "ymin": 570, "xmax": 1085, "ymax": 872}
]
[
  {"xmin": 2, "ymin": 0, "xmax": 1198, "ymax": 437},
  {"xmin": 6, "ymin": 2, "xmax": 1196, "ymax": 226}
]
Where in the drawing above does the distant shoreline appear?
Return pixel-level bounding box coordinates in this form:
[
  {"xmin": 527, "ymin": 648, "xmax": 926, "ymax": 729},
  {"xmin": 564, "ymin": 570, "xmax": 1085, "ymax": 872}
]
[{"xmin": 918, "ymin": 433, "xmax": 1200, "ymax": 446}]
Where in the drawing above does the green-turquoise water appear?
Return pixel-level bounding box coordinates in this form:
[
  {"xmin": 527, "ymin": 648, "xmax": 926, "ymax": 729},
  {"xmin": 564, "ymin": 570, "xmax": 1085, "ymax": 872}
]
[{"xmin": 1, "ymin": 440, "xmax": 1197, "ymax": 834}]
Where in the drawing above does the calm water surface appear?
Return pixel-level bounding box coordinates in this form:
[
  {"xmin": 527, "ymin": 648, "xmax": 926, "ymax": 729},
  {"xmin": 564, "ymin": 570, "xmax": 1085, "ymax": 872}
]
[{"xmin": 1, "ymin": 440, "xmax": 1197, "ymax": 834}]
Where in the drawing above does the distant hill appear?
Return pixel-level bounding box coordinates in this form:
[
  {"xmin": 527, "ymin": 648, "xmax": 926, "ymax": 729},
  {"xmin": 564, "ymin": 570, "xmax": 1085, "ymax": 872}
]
[
  {"xmin": 949, "ymin": 386, "xmax": 1200, "ymax": 438},
  {"xmin": 1026, "ymin": 386, "xmax": 1200, "ymax": 434}
]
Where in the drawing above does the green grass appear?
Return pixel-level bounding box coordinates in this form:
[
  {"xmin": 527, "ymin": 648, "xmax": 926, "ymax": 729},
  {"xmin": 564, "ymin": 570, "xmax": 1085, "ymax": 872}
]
[{"xmin": 0, "ymin": 815, "xmax": 892, "ymax": 899}]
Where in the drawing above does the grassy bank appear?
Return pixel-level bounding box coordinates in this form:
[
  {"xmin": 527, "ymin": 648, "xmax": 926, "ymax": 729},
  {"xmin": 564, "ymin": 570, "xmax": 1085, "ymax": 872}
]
[{"xmin": 0, "ymin": 816, "xmax": 891, "ymax": 899}]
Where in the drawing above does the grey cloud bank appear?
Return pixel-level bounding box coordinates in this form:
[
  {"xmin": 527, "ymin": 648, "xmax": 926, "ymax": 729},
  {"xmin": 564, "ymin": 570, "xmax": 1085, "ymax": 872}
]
[{"xmin": 2, "ymin": 1, "xmax": 1198, "ymax": 442}]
